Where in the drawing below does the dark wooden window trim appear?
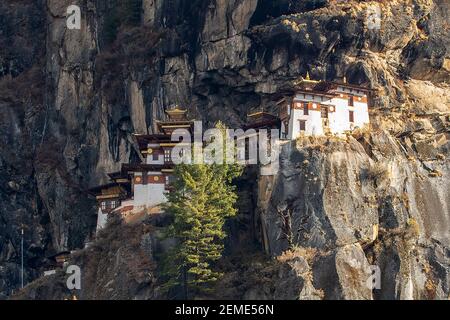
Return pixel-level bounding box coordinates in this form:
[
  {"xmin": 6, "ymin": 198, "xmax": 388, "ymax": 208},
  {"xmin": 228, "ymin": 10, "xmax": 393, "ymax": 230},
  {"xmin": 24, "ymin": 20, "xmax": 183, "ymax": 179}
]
[
  {"xmin": 321, "ymin": 106, "xmax": 328, "ymax": 119},
  {"xmin": 348, "ymin": 96, "xmax": 354, "ymax": 106},
  {"xmin": 299, "ymin": 120, "xmax": 306, "ymax": 131}
]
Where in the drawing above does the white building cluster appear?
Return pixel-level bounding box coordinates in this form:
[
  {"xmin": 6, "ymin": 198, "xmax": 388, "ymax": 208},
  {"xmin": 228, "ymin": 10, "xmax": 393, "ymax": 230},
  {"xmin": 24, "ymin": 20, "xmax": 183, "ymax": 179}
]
[
  {"xmin": 278, "ymin": 75, "xmax": 371, "ymax": 138},
  {"xmin": 89, "ymin": 76, "xmax": 373, "ymax": 232}
]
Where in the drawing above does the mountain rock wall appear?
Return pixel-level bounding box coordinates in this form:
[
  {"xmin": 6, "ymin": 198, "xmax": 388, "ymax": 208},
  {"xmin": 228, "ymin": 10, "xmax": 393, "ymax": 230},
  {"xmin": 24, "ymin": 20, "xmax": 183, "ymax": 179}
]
[{"xmin": 0, "ymin": 0, "xmax": 448, "ymax": 299}]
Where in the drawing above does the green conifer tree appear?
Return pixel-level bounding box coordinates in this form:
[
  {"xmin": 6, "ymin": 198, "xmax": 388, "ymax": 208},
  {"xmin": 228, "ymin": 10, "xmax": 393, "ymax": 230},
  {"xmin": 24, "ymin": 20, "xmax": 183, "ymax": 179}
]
[{"xmin": 162, "ymin": 122, "xmax": 242, "ymax": 298}]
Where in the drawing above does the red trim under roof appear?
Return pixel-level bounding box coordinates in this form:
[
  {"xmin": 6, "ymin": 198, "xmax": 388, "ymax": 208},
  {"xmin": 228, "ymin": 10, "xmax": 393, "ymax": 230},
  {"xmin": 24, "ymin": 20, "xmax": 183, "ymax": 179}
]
[
  {"xmin": 121, "ymin": 163, "xmax": 175, "ymax": 173},
  {"xmin": 87, "ymin": 182, "xmax": 130, "ymax": 196},
  {"xmin": 293, "ymin": 89, "xmax": 336, "ymax": 98},
  {"xmin": 134, "ymin": 134, "xmax": 179, "ymax": 149}
]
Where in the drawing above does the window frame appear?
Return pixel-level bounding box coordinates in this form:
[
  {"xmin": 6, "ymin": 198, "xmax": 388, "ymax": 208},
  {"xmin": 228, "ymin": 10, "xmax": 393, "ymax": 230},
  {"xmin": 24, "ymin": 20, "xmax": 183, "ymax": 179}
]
[
  {"xmin": 164, "ymin": 149, "xmax": 171, "ymax": 163},
  {"xmin": 348, "ymin": 96, "xmax": 354, "ymax": 106},
  {"xmin": 298, "ymin": 120, "xmax": 306, "ymax": 131},
  {"xmin": 349, "ymin": 110, "xmax": 355, "ymax": 123},
  {"xmin": 321, "ymin": 106, "xmax": 328, "ymax": 119}
]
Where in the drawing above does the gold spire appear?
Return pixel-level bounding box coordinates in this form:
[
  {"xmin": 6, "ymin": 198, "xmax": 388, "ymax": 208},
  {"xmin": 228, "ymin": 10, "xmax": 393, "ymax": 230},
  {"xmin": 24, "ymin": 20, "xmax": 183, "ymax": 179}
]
[
  {"xmin": 165, "ymin": 105, "xmax": 187, "ymax": 116},
  {"xmin": 164, "ymin": 105, "xmax": 190, "ymax": 122},
  {"xmin": 306, "ymin": 71, "xmax": 310, "ymax": 80}
]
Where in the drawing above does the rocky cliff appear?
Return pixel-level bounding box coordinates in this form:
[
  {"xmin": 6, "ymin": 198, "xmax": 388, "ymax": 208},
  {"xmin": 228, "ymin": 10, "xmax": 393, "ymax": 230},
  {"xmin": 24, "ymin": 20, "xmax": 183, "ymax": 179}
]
[{"xmin": 0, "ymin": 0, "xmax": 448, "ymax": 299}]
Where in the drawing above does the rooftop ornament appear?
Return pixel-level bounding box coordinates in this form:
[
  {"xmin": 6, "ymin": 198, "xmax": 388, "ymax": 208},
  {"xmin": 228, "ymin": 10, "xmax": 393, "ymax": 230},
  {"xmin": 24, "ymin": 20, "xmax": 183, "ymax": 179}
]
[
  {"xmin": 166, "ymin": 105, "xmax": 187, "ymax": 115},
  {"xmin": 293, "ymin": 72, "xmax": 321, "ymax": 87}
]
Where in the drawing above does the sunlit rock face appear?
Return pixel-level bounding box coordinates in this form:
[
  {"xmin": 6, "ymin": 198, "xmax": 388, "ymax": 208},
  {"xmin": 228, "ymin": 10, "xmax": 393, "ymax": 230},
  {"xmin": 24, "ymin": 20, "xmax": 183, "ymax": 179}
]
[{"xmin": 0, "ymin": 0, "xmax": 448, "ymax": 299}]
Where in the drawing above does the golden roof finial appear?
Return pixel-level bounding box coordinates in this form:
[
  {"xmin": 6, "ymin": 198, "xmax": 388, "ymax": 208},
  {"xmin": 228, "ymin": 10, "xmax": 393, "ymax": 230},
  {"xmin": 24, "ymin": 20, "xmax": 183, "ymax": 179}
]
[
  {"xmin": 165, "ymin": 105, "xmax": 187, "ymax": 115},
  {"xmin": 306, "ymin": 71, "xmax": 310, "ymax": 80}
]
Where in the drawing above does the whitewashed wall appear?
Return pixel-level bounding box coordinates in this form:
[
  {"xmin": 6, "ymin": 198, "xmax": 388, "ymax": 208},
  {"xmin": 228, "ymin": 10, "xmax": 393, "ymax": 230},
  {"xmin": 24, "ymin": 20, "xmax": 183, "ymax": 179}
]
[
  {"xmin": 96, "ymin": 208, "xmax": 108, "ymax": 232},
  {"xmin": 133, "ymin": 172, "xmax": 168, "ymax": 208},
  {"xmin": 354, "ymin": 100, "xmax": 370, "ymax": 128},
  {"xmin": 330, "ymin": 97, "xmax": 351, "ymax": 134},
  {"xmin": 146, "ymin": 183, "xmax": 167, "ymax": 207},
  {"xmin": 285, "ymin": 91, "xmax": 369, "ymax": 138},
  {"xmin": 133, "ymin": 172, "xmax": 146, "ymax": 206}
]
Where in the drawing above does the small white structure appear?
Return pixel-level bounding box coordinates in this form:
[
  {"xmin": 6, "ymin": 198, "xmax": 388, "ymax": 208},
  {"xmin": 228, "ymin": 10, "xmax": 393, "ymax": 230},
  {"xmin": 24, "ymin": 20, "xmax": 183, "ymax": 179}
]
[{"xmin": 279, "ymin": 77, "xmax": 372, "ymax": 139}]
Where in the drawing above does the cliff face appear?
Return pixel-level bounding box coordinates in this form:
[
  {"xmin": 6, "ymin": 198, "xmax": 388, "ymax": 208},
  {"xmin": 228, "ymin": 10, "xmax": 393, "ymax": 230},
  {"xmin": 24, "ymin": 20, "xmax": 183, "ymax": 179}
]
[
  {"xmin": 0, "ymin": 0, "xmax": 449, "ymax": 299},
  {"xmin": 258, "ymin": 129, "xmax": 449, "ymax": 299}
]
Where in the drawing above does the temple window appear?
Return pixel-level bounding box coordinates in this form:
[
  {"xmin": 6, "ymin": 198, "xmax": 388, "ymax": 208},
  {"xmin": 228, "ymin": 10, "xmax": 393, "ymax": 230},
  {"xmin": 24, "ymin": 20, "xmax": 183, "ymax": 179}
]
[
  {"xmin": 299, "ymin": 120, "xmax": 306, "ymax": 131},
  {"xmin": 321, "ymin": 106, "xmax": 328, "ymax": 119},
  {"xmin": 164, "ymin": 149, "xmax": 171, "ymax": 163}
]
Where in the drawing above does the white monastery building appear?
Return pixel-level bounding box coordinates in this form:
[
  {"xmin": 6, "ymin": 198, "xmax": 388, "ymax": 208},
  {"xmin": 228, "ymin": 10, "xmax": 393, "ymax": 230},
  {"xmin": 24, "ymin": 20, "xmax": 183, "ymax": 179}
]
[{"xmin": 278, "ymin": 75, "xmax": 372, "ymax": 139}]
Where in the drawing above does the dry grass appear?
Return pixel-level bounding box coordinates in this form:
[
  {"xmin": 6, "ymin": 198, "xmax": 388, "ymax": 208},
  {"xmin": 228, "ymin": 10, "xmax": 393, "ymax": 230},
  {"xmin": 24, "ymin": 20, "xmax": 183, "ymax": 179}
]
[
  {"xmin": 424, "ymin": 278, "xmax": 437, "ymax": 300},
  {"xmin": 421, "ymin": 260, "xmax": 437, "ymax": 300},
  {"xmin": 365, "ymin": 162, "xmax": 390, "ymax": 183},
  {"xmin": 401, "ymin": 192, "xmax": 410, "ymax": 210},
  {"xmin": 282, "ymin": 19, "xmax": 303, "ymax": 32},
  {"xmin": 295, "ymin": 135, "xmax": 346, "ymax": 152},
  {"xmin": 277, "ymin": 246, "xmax": 319, "ymax": 265},
  {"xmin": 122, "ymin": 206, "xmax": 163, "ymax": 224},
  {"xmin": 428, "ymin": 170, "xmax": 442, "ymax": 177},
  {"xmin": 351, "ymin": 126, "xmax": 371, "ymax": 140},
  {"xmin": 406, "ymin": 218, "xmax": 420, "ymax": 240}
]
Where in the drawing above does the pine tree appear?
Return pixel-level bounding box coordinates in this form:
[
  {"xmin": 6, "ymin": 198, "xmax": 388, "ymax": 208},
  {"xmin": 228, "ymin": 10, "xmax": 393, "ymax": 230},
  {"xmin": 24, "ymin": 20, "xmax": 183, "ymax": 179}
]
[{"xmin": 162, "ymin": 123, "xmax": 242, "ymax": 298}]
